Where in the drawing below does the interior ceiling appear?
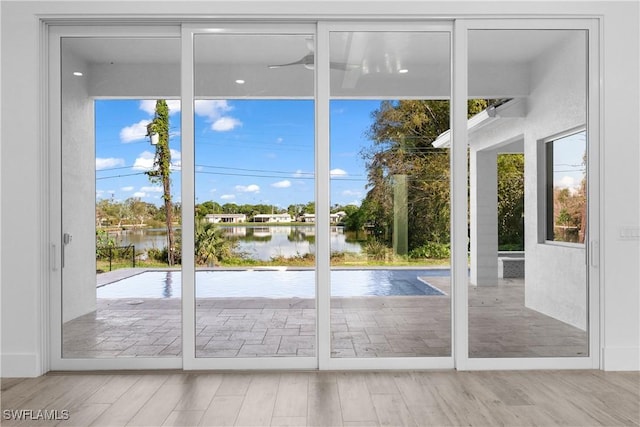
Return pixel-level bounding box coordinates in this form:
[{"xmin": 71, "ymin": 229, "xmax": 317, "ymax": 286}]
[{"xmin": 63, "ymin": 30, "xmax": 575, "ymax": 97}]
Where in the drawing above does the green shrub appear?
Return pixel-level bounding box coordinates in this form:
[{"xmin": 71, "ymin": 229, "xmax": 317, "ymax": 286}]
[
  {"xmin": 498, "ymin": 243, "xmax": 524, "ymax": 251},
  {"xmin": 365, "ymin": 240, "xmax": 390, "ymax": 261},
  {"xmin": 409, "ymin": 241, "xmax": 450, "ymax": 259}
]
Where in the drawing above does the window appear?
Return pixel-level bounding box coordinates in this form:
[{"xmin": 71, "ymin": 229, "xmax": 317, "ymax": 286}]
[{"xmin": 545, "ymin": 129, "xmax": 587, "ymax": 243}]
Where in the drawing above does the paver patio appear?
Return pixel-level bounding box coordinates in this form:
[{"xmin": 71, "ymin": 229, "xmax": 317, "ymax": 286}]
[{"xmin": 63, "ymin": 274, "xmax": 588, "ymax": 359}]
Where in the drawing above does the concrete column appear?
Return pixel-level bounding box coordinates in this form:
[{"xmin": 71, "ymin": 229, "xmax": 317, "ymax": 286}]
[
  {"xmin": 393, "ymin": 174, "xmax": 408, "ymax": 256},
  {"xmin": 470, "ymin": 149, "xmax": 499, "ymax": 286}
]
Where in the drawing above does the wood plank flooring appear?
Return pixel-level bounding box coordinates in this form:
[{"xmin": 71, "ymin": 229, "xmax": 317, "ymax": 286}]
[{"xmin": 2, "ymin": 370, "xmax": 638, "ymax": 426}]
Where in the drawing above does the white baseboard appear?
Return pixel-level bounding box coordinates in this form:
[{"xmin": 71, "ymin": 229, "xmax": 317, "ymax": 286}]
[
  {"xmin": 1, "ymin": 353, "xmax": 42, "ymax": 377},
  {"xmin": 603, "ymin": 346, "xmax": 640, "ymax": 371}
]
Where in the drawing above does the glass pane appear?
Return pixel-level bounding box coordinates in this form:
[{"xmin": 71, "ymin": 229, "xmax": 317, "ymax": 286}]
[
  {"xmin": 62, "ymin": 38, "xmax": 182, "ymax": 358},
  {"xmin": 194, "ymin": 34, "xmax": 316, "ymax": 358},
  {"xmin": 547, "ymin": 130, "xmax": 587, "ymax": 243},
  {"xmin": 467, "ymin": 30, "xmax": 588, "ymax": 358},
  {"xmin": 329, "ymin": 32, "xmax": 452, "ymax": 358}
]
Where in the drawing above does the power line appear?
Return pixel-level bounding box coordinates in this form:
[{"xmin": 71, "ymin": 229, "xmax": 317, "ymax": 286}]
[
  {"xmin": 96, "ymin": 172, "xmax": 147, "ymax": 180},
  {"xmin": 196, "ymin": 164, "xmax": 315, "ymax": 176}
]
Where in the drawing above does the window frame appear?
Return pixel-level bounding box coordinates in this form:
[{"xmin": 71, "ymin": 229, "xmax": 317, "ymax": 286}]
[{"xmin": 541, "ymin": 126, "xmax": 587, "ymax": 247}]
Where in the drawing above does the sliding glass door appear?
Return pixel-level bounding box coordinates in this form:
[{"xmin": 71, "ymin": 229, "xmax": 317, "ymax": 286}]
[
  {"xmin": 50, "ymin": 19, "xmax": 598, "ymax": 371},
  {"xmin": 192, "ymin": 32, "xmax": 317, "ymax": 362},
  {"xmin": 327, "ymin": 28, "xmax": 453, "ymax": 367},
  {"xmin": 466, "ymin": 29, "xmax": 589, "ymax": 359}
]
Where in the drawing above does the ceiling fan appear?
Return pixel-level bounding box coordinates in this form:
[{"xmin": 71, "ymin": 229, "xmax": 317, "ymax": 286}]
[{"xmin": 267, "ymin": 38, "xmax": 357, "ymax": 71}]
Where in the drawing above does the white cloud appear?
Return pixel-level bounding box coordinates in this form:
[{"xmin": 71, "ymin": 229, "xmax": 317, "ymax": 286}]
[
  {"xmin": 170, "ymin": 148, "xmax": 182, "ymax": 170},
  {"xmin": 133, "ymin": 151, "xmax": 156, "ymax": 170},
  {"xmin": 212, "ymin": 117, "xmax": 242, "ymax": 132},
  {"xmin": 139, "ymin": 100, "xmax": 181, "ymax": 115},
  {"xmin": 276, "ymin": 137, "xmax": 284, "ymax": 143},
  {"xmin": 342, "ymin": 189, "xmax": 362, "ymax": 197},
  {"xmin": 558, "ymin": 176, "xmax": 576, "ymax": 188},
  {"xmin": 194, "ymin": 100, "xmax": 232, "ymax": 117},
  {"xmin": 133, "ymin": 149, "xmax": 181, "ymax": 172},
  {"xmin": 271, "ymin": 180, "xmax": 291, "ymax": 188},
  {"xmin": 120, "ymin": 119, "xmax": 151, "ymax": 143},
  {"xmin": 557, "ymin": 176, "xmax": 582, "ymax": 194},
  {"xmin": 293, "ymin": 169, "xmax": 313, "ymax": 178},
  {"xmin": 220, "ymin": 194, "xmax": 236, "ymax": 200},
  {"xmin": 330, "ymin": 168, "xmax": 348, "ymax": 177},
  {"xmin": 140, "ymin": 186, "xmax": 163, "ymax": 193},
  {"xmin": 235, "ymin": 184, "xmax": 260, "ymax": 193},
  {"xmin": 194, "ymin": 100, "xmax": 242, "ymax": 132},
  {"xmin": 96, "ymin": 157, "xmax": 125, "ymax": 170},
  {"xmin": 133, "ymin": 191, "xmax": 147, "ymax": 198},
  {"xmin": 121, "ymin": 186, "xmax": 135, "ymax": 192}
]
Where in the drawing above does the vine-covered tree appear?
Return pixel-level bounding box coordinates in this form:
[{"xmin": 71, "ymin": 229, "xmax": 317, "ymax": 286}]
[{"xmin": 146, "ymin": 100, "xmax": 175, "ymax": 265}]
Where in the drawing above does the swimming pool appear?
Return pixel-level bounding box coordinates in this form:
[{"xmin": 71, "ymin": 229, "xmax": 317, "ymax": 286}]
[{"xmin": 96, "ymin": 269, "xmax": 447, "ymax": 298}]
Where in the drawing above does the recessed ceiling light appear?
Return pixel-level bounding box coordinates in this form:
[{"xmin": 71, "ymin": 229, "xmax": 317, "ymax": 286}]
[
  {"xmin": 398, "ymin": 69, "xmax": 409, "ymax": 74},
  {"xmin": 235, "ymin": 79, "xmax": 245, "ymax": 84},
  {"xmin": 73, "ymin": 71, "xmax": 83, "ymax": 76}
]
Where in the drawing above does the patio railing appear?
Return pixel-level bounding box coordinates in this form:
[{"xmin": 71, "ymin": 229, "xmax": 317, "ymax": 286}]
[{"xmin": 97, "ymin": 245, "xmax": 136, "ymax": 271}]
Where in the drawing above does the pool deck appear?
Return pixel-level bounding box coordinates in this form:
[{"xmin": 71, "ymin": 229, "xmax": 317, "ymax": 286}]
[{"xmin": 64, "ymin": 271, "xmax": 587, "ymax": 359}]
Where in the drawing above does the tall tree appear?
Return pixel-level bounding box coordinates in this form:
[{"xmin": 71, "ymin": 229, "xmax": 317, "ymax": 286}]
[
  {"xmin": 497, "ymin": 154, "xmax": 525, "ymax": 249},
  {"xmin": 146, "ymin": 100, "xmax": 175, "ymax": 265},
  {"xmin": 363, "ymin": 100, "xmax": 489, "ymax": 249}
]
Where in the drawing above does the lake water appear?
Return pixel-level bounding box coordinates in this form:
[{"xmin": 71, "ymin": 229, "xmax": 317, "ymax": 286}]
[{"xmin": 109, "ymin": 225, "xmax": 363, "ymax": 261}]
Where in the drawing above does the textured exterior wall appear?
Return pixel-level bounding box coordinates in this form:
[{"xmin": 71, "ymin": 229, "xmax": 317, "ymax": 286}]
[{"xmin": 61, "ymin": 43, "xmax": 97, "ymax": 323}]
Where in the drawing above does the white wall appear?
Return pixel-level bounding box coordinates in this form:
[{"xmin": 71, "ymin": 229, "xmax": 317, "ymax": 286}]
[
  {"xmin": 1, "ymin": 0, "xmax": 638, "ymax": 376},
  {"xmin": 0, "ymin": 0, "xmax": 3, "ymax": 379},
  {"xmin": 599, "ymin": 3, "xmax": 640, "ymax": 371},
  {"xmin": 469, "ymin": 30, "xmax": 589, "ymax": 331},
  {"xmin": 470, "ymin": 31, "xmax": 588, "ymax": 330},
  {"xmin": 524, "ymin": 31, "xmax": 588, "ymax": 330},
  {"xmin": 89, "ymin": 63, "xmax": 180, "ymax": 98},
  {"xmin": 61, "ymin": 43, "xmax": 97, "ymax": 323},
  {"xmin": 1, "ymin": 1, "xmax": 46, "ymax": 377}
]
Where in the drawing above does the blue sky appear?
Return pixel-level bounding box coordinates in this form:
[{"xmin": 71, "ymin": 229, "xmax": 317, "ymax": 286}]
[
  {"xmin": 552, "ymin": 130, "xmax": 587, "ymax": 193},
  {"xmin": 95, "ymin": 99, "xmax": 378, "ymax": 208},
  {"xmin": 96, "ymin": 99, "xmax": 584, "ymax": 207}
]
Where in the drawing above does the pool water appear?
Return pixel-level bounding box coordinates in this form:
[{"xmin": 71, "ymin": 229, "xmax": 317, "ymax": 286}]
[{"xmin": 97, "ymin": 269, "xmax": 447, "ymax": 299}]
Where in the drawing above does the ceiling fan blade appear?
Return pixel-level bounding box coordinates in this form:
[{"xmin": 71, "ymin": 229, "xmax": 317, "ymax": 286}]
[
  {"xmin": 269, "ymin": 53, "xmax": 359, "ymax": 71},
  {"xmin": 268, "ymin": 53, "xmax": 314, "ymax": 69}
]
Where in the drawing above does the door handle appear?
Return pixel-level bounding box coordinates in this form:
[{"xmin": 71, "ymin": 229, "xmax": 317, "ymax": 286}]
[{"xmin": 62, "ymin": 233, "xmax": 72, "ymax": 268}]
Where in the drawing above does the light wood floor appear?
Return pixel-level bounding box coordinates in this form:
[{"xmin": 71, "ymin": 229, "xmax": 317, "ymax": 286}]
[{"xmin": 2, "ymin": 370, "xmax": 638, "ymax": 426}]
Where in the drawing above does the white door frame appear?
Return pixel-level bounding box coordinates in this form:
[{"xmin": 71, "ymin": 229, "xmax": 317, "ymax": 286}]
[
  {"xmin": 316, "ymin": 21, "xmax": 456, "ymax": 371},
  {"xmin": 46, "ymin": 17, "xmax": 600, "ymax": 372},
  {"xmin": 48, "ymin": 25, "xmax": 183, "ymax": 371},
  {"xmin": 453, "ymin": 18, "xmax": 601, "ymax": 371},
  {"xmin": 181, "ymin": 21, "xmax": 457, "ymax": 371},
  {"xmin": 180, "ymin": 23, "xmax": 319, "ymax": 370}
]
